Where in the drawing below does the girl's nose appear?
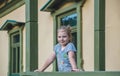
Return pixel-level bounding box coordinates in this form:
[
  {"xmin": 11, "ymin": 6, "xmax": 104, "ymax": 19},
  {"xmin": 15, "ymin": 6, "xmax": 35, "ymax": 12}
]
[{"xmin": 61, "ymin": 37, "xmax": 64, "ymax": 40}]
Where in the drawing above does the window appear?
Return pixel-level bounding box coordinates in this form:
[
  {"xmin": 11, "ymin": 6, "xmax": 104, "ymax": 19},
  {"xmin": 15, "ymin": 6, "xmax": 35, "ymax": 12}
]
[
  {"xmin": 0, "ymin": 20, "xmax": 24, "ymax": 75},
  {"xmin": 40, "ymin": 0, "xmax": 84, "ymax": 71},
  {"xmin": 58, "ymin": 11, "xmax": 77, "ymax": 48},
  {"xmin": 10, "ymin": 32, "xmax": 20, "ymax": 73},
  {"xmin": 9, "ymin": 28, "xmax": 23, "ymax": 76},
  {"xmin": 53, "ymin": 8, "xmax": 83, "ymax": 71},
  {"xmin": 8, "ymin": 25, "xmax": 24, "ymax": 76}
]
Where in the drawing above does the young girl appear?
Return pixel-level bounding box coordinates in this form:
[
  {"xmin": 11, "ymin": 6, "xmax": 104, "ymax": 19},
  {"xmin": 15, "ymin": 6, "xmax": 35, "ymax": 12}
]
[{"xmin": 34, "ymin": 25, "xmax": 80, "ymax": 72}]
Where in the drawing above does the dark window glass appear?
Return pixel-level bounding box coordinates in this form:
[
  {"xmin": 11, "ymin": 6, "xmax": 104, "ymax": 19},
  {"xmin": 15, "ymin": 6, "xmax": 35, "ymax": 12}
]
[
  {"xmin": 13, "ymin": 48, "xmax": 16, "ymax": 73},
  {"xmin": 12, "ymin": 47, "xmax": 20, "ymax": 73},
  {"xmin": 72, "ymin": 32, "xmax": 77, "ymax": 49},
  {"xmin": 13, "ymin": 34, "xmax": 20, "ymax": 43},
  {"xmin": 61, "ymin": 13, "xmax": 77, "ymax": 26},
  {"xmin": 17, "ymin": 47, "xmax": 20, "ymax": 73}
]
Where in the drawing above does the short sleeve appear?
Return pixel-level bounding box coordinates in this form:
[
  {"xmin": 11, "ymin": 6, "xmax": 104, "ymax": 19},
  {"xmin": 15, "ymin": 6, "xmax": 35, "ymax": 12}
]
[
  {"xmin": 66, "ymin": 43, "xmax": 76, "ymax": 52},
  {"xmin": 54, "ymin": 43, "xmax": 60, "ymax": 54}
]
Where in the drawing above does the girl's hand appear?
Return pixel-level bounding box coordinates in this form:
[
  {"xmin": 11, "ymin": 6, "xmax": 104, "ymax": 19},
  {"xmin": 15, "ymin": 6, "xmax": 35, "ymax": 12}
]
[
  {"xmin": 34, "ymin": 69, "xmax": 42, "ymax": 72},
  {"xmin": 72, "ymin": 68, "xmax": 84, "ymax": 72},
  {"xmin": 72, "ymin": 69, "xmax": 80, "ymax": 72}
]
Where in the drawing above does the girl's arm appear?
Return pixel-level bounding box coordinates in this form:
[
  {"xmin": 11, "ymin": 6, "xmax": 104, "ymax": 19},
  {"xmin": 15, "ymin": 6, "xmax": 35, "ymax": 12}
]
[
  {"xmin": 34, "ymin": 51, "xmax": 56, "ymax": 72},
  {"xmin": 68, "ymin": 51, "xmax": 80, "ymax": 72}
]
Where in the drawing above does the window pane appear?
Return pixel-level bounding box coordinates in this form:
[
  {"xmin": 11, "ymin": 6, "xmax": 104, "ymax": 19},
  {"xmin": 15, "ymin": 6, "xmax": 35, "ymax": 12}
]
[
  {"xmin": 61, "ymin": 13, "xmax": 77, "ymax": 26},
  {"xmin": 13, "ymin": 48, "xmax": 16, "ymax": 73},
  {"xmin": 72, "ymin": 32, "xmax": 77, "ymax": 49},
  {"xmin": 12, "ymin": 47, "xmax": 20, "ymax": 73},
  {"xmin": 13, "ymin": 34, "xmax": 20, "ymax": 43},
  {"xmin": 17, "ymin": 47, "xmax": 20, "ymax": 73}
]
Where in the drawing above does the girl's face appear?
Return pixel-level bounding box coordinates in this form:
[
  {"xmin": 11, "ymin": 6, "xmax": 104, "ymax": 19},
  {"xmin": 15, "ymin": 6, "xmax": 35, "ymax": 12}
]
[{"xmin": 57, "ymin": 30, "xmax": 70, "ymax": 46}]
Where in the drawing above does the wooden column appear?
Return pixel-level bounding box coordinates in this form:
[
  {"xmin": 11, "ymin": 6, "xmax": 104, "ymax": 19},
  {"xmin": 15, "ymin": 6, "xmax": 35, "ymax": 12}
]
[
  {"xmin": 94, "ymin": 0, "xmax": 105, "ymax": 71},
  {"xmin": 77, "ymin": 3, "xmax": 82, "ymax": 70},
  {"xmin": 25, "ymin": 0, "xmax": 38, "ymax": 72}
]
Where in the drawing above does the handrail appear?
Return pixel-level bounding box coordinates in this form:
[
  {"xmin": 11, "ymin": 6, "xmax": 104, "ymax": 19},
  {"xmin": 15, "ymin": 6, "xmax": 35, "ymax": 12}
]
[{"xmin": 21, "ymin": 71, "xmax": 120, "ymax": 76}]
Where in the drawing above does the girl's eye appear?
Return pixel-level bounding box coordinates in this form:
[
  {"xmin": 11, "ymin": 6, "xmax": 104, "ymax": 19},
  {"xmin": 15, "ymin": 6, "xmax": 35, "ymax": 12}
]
[
  {"xmin": 62, "ymin": 36, "xmax": 67, "ymax": 38},
  {"xmin": 58, "ymin": 36, "xmax": 61, "ymax": 38},
  {"xmin": 58, "ymin": 36, "xmax": 67, "ymax": 38}
]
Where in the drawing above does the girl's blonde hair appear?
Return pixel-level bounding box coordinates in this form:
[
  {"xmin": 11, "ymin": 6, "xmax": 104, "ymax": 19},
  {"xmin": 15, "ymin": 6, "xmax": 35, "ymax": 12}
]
[{"xmin": 57, "ymin": 25, "xmax": 72, "ymax": 42}]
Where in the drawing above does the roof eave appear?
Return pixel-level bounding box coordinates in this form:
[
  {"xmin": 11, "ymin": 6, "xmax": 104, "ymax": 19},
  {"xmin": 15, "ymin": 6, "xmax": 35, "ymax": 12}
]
[{"xmin": 0, "ymin": 20, "xmax": 24, "ymax": 30}]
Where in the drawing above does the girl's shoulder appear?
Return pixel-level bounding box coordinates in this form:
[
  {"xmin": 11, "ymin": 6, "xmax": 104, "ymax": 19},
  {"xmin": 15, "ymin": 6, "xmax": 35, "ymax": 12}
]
[
  {"xmin": 66, "ymin": 42, "xmax": 76, "ymax": 52},
  {"xmin": 54, "ymin": 43, "xmax": 60, "ymax": 50},
  {"xmin": 67, "ymin": 42, "xmax": 75, "ymax": 47},
  {"xmin": 54, "ymin": 43, "xmax": 60, "ymax": 47}
]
